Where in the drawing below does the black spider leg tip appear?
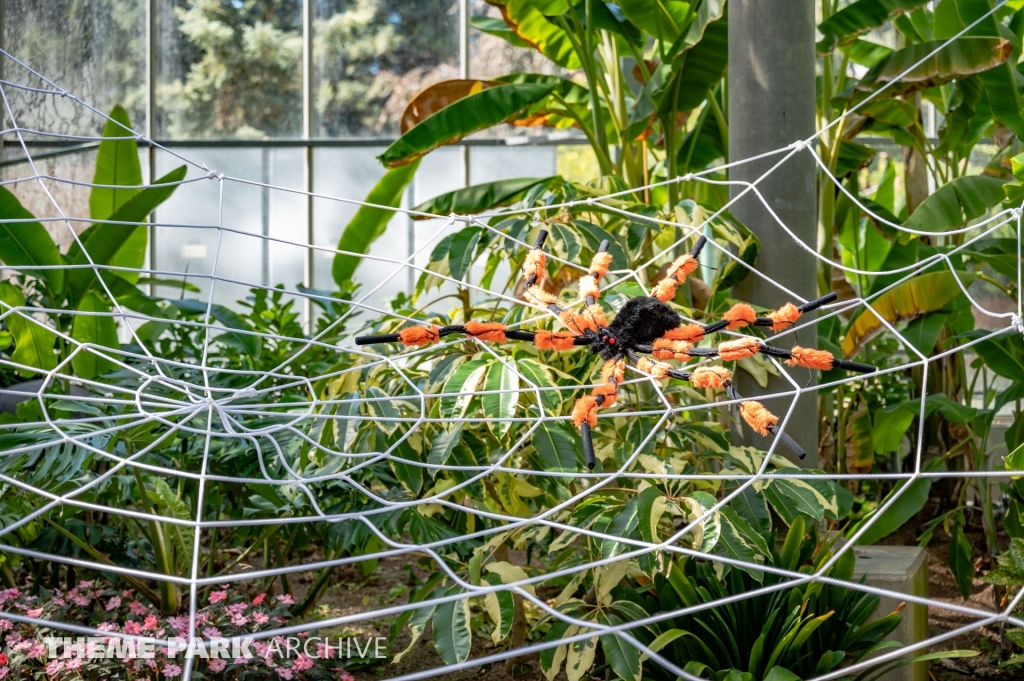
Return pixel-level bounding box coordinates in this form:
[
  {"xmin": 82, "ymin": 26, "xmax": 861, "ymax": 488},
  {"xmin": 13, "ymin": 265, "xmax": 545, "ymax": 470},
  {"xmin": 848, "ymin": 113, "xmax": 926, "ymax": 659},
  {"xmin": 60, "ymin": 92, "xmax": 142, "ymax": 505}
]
[
  {"xmin": 581, "ymin": 390, "xmax": 611, "ymax": 470},
  {"xmin": 798, "ymin": 291, "xmax": 838, "ymax": 313},
  {"xmin": 831, "ymin": 358, "xmax": 877, "ymax": 374},
  {"xmin": 758, "ymin": 343, "xmax": 877, "ymax": 374},
  {"xmin": 689, "ymin": 234, "xmax": 708, "ymax": 257},
  {"xmin": 701, "ymin": 319, "xmax": 730, "ymax": 335},
  {"xmin": 766, "ymin": 425, "xmax": 807, "ymax": 460},
  {"xmin": 355, "ymin": 333, "xmax": 400, "ymax": 345},
  {"xmin": 581, "ymin": 421, "xmax": 596, "ymax": 470},
  {"xmin": 751, "ymin": 292, "xmax": 841, "ymax": 328},
  {"xmin": 723, "ymin": 379, "xmax": 805, "ymax": 460}
]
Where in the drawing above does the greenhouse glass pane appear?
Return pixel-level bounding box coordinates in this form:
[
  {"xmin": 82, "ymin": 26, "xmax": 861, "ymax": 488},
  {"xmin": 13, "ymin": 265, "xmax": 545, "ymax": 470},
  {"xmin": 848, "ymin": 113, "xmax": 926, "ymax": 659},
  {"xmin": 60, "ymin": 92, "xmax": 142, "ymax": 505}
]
[
  {"xmin": 152, "ymin": 146, "xmax": 308, "ymax": 311},
  {"xmin": 313, "ymin": 0, "xmax": 459, "ymax": 137},
  {"xmin": 1, "ymin": 0, "xmax": 146, "ymax": 138},
  {"xmin": 156, "ymin": 0, "xmax": 303, "ymax": 140}
]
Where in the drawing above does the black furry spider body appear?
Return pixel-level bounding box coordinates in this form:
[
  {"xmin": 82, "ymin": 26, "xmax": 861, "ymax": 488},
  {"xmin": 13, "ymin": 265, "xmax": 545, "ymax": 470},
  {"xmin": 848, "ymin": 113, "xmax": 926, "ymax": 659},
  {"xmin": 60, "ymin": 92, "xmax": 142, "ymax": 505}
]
[
  {"xmin": 587, "ymin": 296, "xmax": 683, "ymax": 360},
  {"xmin": 355, "ymin": 230, "xmax": 875, "ymax": 470}
]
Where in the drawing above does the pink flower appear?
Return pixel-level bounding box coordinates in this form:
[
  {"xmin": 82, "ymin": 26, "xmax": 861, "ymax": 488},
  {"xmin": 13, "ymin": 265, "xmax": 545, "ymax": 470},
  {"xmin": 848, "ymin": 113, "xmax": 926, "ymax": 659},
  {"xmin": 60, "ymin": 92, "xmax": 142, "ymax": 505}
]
[
  {"xmin": 0, "ymin": 666, "xmax": 9, "ymax": 679},
  {"xmin": 163, "ymin": 663, "xmax": 182, "ymax": 677},
  {"xmin": 12, "ymin": 641, "xmax": 32, "ymax": 652},
  {"xmin": 234, "ymin": 657, "xmax": 247, "ymax": 665},
  {"xmin": 209, "ymin": 658, "xmax": 227, "ymax": 672},
  {"xmin": 106, "ymin": 596, "xmax": 122, "ymax": 611},
  {"xmin": 143, "ymin": 614, "xmax": 159, "ymax": 631},
  {"xmin": 252, "ymin": 612, "xmax": 269, "ymax": 625},
  {"xmin": 65, "ymin": 658, "xmax": 82, "ymax": 670},
  {"xmin": 317, "ymin": 642, "xmax": 335, "ymax": 658},
  {"xmin": 293, "ymin": 654, "xmax": 314, "ymax": 671},
  {"xmin": 129, "ymin": 601, "xmax": 149, "ymax": 617},
  {"xmin": 26, "ymin": 607, "xmax": 43, "ymax": 618},
  {"xmin": 122, "ymin": 589, "xmax": 135, "ymax": 597},
  {"xmin": 125, "ymin": 620, "xmax": 143, "ymax": 635},
  {"xmin": 252, "ymin": 593, "xmax": 266, "ymax": 606},
  {"xmin": 230, "ymin": 615, "xmax": 248, "ymax": 627},
  {"xmin": 52, "ymin": 597, "xmax": 65, "ymax": 607},
  {"xmin": 78, "ymin": 581, "xmax": 95, "ymax": 588},
  {"xmin": 0, "ymin": 620, "xmax": 10, "ymax": 630},
  {"xmin": 45, "ymin": 659, "xmax": 64, "ymax": 677},
  {"xmin": 277, "ymin": 668, "xmax": 294, "ymax": 680},
  {"xmin": 71, "ymin": 594, "xmax": 91, "ymax": 607},
  {"xmin": 339, "ymin": 672, "xmax": 355, "ymax": 681},
  {"xmin": 201, "ymin": 627, "xmax": 221, "ymax": 639},
  {"xmin": 208, "ymin": 590, "xmax": 228, "ymax": 604},
  {"xmin": 98, "ymin": 622, "xmax": 118, "ymax": 631},
  {"xmin": 167, "ymin": 616, "xmax": 189, "ymax": 632},
  {"xmin": 275, "ymin": 594, "xmax": 294, "ymax": 606},
  {"xmin": 28, "ymin": 643, "xmax": 46, "ymax": 659}
]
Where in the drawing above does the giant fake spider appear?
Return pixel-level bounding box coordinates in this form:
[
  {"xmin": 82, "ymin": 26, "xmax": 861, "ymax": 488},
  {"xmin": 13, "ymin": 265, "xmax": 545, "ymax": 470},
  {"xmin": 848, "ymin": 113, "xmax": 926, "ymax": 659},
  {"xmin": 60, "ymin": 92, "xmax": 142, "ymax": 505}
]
[{"xmin": 356, "ymin": 231, "xmax": 876, "ymax": 469}]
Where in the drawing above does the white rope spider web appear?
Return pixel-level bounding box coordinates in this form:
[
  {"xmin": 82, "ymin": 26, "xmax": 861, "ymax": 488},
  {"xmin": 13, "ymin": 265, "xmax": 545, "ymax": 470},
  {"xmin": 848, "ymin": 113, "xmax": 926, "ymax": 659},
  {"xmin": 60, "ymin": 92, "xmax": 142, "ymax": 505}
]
[{"xmin": 0, "ymin": 3, "xmax": 1022, "ymax": 678}]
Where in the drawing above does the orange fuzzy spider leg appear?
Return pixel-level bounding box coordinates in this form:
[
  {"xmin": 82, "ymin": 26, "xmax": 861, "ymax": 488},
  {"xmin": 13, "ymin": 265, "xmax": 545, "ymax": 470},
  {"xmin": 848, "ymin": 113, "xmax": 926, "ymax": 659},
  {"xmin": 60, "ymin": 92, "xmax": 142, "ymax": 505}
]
[
  {"xmin": 723, "ymin": 303, "xmax": 757, "ymax": 330},
  {"xmin": 398, "ymin": 325, "xmax": 440, "ymax": 347},
  {"xmin": 718, "ymin": 337, "xmax": 761, "ymax": 362},
  {"xmin": 664, "ymin": 324, "xmax": 706, "ymax": 343},
  {"xmin": 573, "ymin": 359, "xmax": 625, "ymax": 469},
  {"xmin": 768, "ymin": 302, "xmax": 802, "ymax": 331},
  {"xmin": 691, "ymin": 365, "xmax": 731, "ymax": 389},
  {"xmin": 652, "ymin": 254, "xmax": 700, "ymax": 302},
  {"xmin": 740, "ymin": 401, "xmax": 778, "ymax": 437},
  {"xmin": 635, "ymin": 357, "xmax": 673, "ymax": 380},
  {"xmin": 652, "ymin": 338, "xmax": 694, "ymax": 361},
  {"xmin": 464, "ymin": 321, "xmax": 508, "ymax": 343},
  {"xmin": 785, "ymin": 346, "xmax": 835, "ymax": 371},
  {"xmin": 522, "ymin": 248, "xmax": 546, "ymax": 283},
  {"xmin": 535, "ymin": 330, "xmax": 578, "ymax": 352}
]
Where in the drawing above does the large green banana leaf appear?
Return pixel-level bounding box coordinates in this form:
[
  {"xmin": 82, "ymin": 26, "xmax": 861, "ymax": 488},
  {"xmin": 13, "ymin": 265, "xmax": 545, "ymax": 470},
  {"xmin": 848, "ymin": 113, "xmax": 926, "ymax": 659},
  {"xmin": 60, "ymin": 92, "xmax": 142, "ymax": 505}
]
[
  {"xmin": 902, "ymin": 174, "xmax": 1005, "ymax": 236},
  {"xmin": 90, "ymin": 104, "xmax": 144, "ymax": 220},
  {"xmin": 378, "ymin": 82, "xmax": 557, "ymax": 168},
  {"xmin": 412, "ymin": 177, "xmax": 556, "ymax": 218},
  {"xmin": 817, "ymin": 0, "xmax": 930, "ymax": 54},
  {"xmin": 0, "ymin": 187, "xmax": 64, "ymax": 292},
  {"xmin": 484, "ymin": 0, "xmax": 580, "ymax": 69},
  {"xmin": 332, "ymin": 160, "xmax": 421, "ymax": 286},
  {"xmin": 847, "ymin": 36, "xmax": 1011, "ymax": 104},
  {"xmin": 66, "ymin": 165, "xmax": 188, "ymax": 302}
]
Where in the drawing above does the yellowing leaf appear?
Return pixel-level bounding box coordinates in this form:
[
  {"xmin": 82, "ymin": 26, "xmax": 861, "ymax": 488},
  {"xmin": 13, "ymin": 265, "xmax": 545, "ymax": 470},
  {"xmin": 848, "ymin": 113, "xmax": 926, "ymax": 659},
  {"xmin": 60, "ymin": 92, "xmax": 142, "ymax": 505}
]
[
  {"xmin": 842, "ymin": 271, "xmax": 976, "ymax": 358},
  {"xmin": 401, "ymin": 79, "xmax": 497, "ymax": 133},
  {"xmin": 543, "ymin": 625, "xmax": 579, "ymax": 681},
  {"xmin": 566, "ymin": 633, "xmax": 599, "ymax": 681},
  {"xmin": 596, "ymin": 559, "xmax": 630, "ymax": 602},
  {"xmin": 485, "ymin": 561, "xmax": 535, "ymax": 596}
]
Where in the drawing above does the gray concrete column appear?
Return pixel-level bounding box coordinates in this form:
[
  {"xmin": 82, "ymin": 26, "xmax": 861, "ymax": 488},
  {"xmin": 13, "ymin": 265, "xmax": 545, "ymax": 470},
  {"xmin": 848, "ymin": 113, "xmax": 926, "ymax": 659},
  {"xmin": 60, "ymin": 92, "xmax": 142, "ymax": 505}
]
[{"xmin": 728, "ymin": 0, "xmax": 819, "ymax": 464}]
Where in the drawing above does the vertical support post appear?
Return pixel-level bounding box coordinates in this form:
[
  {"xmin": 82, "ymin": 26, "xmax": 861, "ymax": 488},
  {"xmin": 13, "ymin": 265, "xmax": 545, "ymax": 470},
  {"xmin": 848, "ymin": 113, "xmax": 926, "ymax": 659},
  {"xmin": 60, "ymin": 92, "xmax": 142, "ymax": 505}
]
[
  {"xmin": 302, "ymin": 0, "xmax": 315, "ymax": 331},
  {"xmin": 146, "ymin": 0, "xmax": 157, "ymax": 293},
  {"xmin": 459, "ymin": 0, "xmax": 470, "ymax": 188},
  {"xmin": 728, "ymin": 0, "xmax": 818, "ymax": 464},
  {"xmin": 261, "ymin": 147, "xmax": 271, "ymax": 287}
]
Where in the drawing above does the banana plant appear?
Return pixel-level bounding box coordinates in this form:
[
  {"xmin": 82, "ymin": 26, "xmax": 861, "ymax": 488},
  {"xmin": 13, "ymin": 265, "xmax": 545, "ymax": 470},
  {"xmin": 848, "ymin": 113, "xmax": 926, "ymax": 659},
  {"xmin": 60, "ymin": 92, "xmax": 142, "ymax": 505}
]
[
  {"xmin": 0, "ymin": 105, "xmax": 187, "ymax": 381},
  {"xmin": 814, "ymin": 0, "xmax": 1024, "ymax": 584},
  {"xmin": 332, "ymin": 0, "xmax": 733, "ymax": 286}
]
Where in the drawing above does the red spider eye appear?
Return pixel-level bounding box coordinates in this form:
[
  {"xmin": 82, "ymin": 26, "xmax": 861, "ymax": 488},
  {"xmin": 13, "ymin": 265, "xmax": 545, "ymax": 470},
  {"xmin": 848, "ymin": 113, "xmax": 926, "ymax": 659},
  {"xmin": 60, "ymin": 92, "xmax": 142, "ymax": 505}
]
[{"xmin": 608, "ymin": 337, "xmax": 616, "ymax": 345}]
